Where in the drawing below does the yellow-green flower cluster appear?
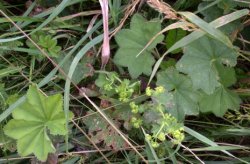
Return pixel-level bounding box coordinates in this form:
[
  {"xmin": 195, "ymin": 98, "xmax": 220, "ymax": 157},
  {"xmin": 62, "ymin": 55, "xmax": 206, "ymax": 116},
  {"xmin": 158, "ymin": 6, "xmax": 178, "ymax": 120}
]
[
  {"xmin": 145, "ymin": 86, "xmax": 165, "ymax": 96},
  {"xmin": 155, "ymin": 86, "xmax": 165, "ymax": 95},
  {"xmin": 131, "ymin": 117, "xmax": 142, "ymax": 128},
  {"xmin": 104, "ymin": 83, "xmax": 113, "ymax": 91},
  {"xmin": 145, "ymin": 133, "xmax": 165, "ymax": 148},
  {"xmin": 145, "ymin": 112, "xmax": 185, "ymax": 148},
  {"xmin": 118, "ymin": 89, "xmax": 133, "ymax": 102},
  {"xmin": 163, "ymin": 114, "xmax": 184, "ymax": 144},
  {"xmin": 163, "ymin": 113, "xmax": 176, "ymax": 126},
  {"xmin": 171, "ymin": 128, "xmax": 184, "ymax": 144},
  {"xmin": 103, "ymin": 73, "xmax": 117, "ymax": 91},
  {"xmin": 145, "ymin": 133, "xmax": 159, "ymax": 148},
  {"xmin": 156, "ymin": 146, "xmax": 166, "ymax": 157},
  {"xmin": 145, "ymin": 134, "xmax": 152, "ymax": 141},
  {"xmin": 129, "ymin": 102, "xmax": 139, "ymax": 114},
  {"xmin": 115, "ymin": 79, "xmax": 134, "ymax": 102},
  {"xmin": 157, "ymin": 132, "xmax": 166, "ymax": 142},
  {"xmin": 151, "ymin": 141, "xmax": 160, "ymax": 148},
  {"xmin": 146, "ymin": 87, "xmax": 153, "ymax": 96}
]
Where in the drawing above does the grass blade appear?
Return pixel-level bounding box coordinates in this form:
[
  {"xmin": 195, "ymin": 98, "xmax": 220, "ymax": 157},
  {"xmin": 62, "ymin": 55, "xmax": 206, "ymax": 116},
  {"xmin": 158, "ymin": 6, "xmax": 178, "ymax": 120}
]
[
  {"xmin": 185, "ymin": 126, "xmax": 249, "ymax": 164},
  {"xmin": 179, "ymin": 11, "xmax": 232, "ymax": 47}
]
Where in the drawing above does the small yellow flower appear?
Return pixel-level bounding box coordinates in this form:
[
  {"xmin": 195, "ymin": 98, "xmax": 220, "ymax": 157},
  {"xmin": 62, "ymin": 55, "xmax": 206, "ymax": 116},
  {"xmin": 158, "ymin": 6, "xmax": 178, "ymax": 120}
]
[
  {"xmin": 131, "ymin": 117, "xmax": 137, "ymax": 123},
  {"xmin": 146, "ymin": 87, "xmax": 153, "ymax": 96},
  {"xmin": 157, "ymin": 132, "xmax": 166, "ymax": 141},
  {"xmin": 131, "ymin": 117, "xmax": 142, "ymax": 128},
  {"xmin": 145, "ymin": 134, "xmax": 152, "ymax": 141},
  {"xmin": 129, "ymin": 102, "xmax": 139, "ymax": 113},
  {"xmin": 133, "ymin": 122, "xmax": 141, "ymax": 128},
  {"xmin": 155, "ymin": 86, "xmax": 165, "ymax": 94},
  {"xmin": 129, "ymin": 102, "xmax": 136, "ymax": 108},
  {"xmin": 172, "ymin": 130, "xmax": 185, "ymax": 143},
  {"xmin": 151, "ymin": 141, "xmax": 159, "ymax": 148}
]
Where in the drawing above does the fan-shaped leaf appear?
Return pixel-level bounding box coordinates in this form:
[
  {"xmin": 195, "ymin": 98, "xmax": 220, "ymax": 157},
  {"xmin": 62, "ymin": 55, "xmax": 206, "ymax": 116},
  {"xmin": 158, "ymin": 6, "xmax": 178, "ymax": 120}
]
[
  {"xmin": 199, "ymin": 86, "xmax": 241, "ymax": 116},
  {"xmin": 114, "ymin": 14, "xmax": 164, "ymax": 78},
  {"xmin": 156, "ymin": 68, "xmax": 200, "ymax": 120},
  {"xmin": 176, "ymin": 36, "xmax": 238, "ymax": 94},
  {"xmin": 4, "ymin": 85, "xmax": 73, "ymax": 161}
]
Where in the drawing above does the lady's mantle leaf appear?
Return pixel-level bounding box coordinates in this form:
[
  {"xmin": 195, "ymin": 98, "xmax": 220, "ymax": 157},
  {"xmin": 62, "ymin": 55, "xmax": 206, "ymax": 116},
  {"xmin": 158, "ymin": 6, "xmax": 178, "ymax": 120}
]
[
  {"xmin": 200, "ymin": 86, "xmax": 241, "ymax": 117},
  {"xmin": 26, "ymin": 32, "xmax": 61, "ymax": 60},
  {"xmin": 215, "ymin": 63, "xmax": 236, "ymax": 87},
  {"xmin": 176, "ymin": 36, "xmax": 238, "ymax": 94},
  {"xmin": 4, "ymin": 85, "xmax": 73, "ymax": 161},
  {"xmin": 166, "ymin": 29, "xmax": 186, "ymax": 54},
  {"xmin": 84, "ymin": 113, "xmax": 127, "ymax": 149},
  {"xmin": 114, "ymin": 14, "xmax": 164, "ymax": 78},
  {"xmin": 56, "ymin": 53, "xmax": 94, "ymax": 84},
  {"xmin": 156, "ymin": 68, "xmax": 200, "ymax": 120}
]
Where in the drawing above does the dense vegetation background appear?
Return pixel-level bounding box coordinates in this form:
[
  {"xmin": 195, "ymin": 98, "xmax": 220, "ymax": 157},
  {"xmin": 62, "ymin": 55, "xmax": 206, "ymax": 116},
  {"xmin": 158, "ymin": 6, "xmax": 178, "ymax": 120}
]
[{"xmin": 0, "ymin": 0, "xmax": 249, "ymax": 163}]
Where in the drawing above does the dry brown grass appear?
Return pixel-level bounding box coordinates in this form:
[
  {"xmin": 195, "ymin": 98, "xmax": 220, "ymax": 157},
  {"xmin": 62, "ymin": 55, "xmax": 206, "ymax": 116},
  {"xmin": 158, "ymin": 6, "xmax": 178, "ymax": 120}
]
[
  {"xmin": 111, "ymin": 0, "xmax": 142, "ymax": 37},
  {"xmin": 147, "ymin": 0, "xmax": 179, "ymax": 20}
]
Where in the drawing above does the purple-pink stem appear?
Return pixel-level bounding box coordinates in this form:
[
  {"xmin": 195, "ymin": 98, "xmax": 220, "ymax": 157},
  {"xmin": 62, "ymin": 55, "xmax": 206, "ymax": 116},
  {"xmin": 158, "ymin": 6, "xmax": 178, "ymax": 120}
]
[{"xmin": 99, "ymin": 0, "xmax": 110, "ymax": 69}]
